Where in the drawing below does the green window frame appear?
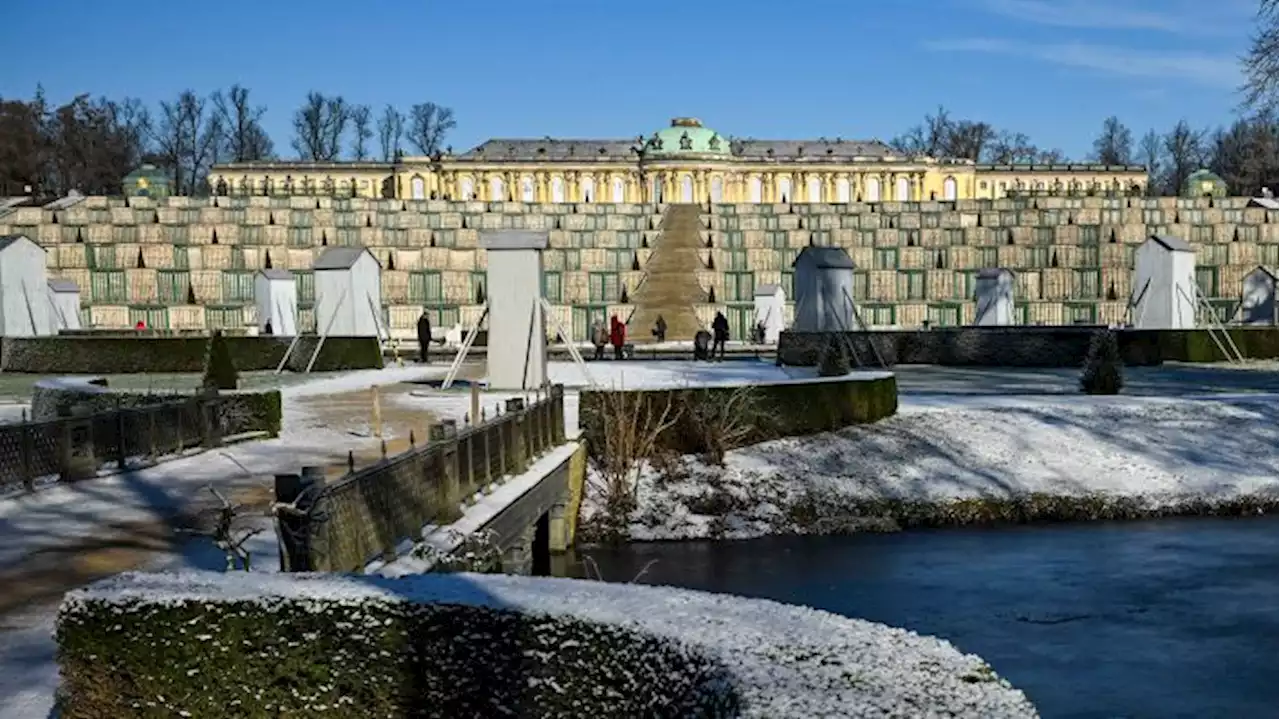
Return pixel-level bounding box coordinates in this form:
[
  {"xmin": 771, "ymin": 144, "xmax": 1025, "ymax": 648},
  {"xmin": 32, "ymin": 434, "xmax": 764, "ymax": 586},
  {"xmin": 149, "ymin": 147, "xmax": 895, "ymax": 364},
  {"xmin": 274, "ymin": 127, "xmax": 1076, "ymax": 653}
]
[
  {"xmin": 953, "ymin": 270, "xmax": 977, "ymax": 300},
  {"xmin": 221, "ymin": 271, "xmax": 254, "ymax": 302},
  {"xmin": 542, "ymin": 271, "xmax": 563, "ymax": 302},
  {"xmin": 1195, "ymin": 266, "xmax": 1219, "ymax": 296},
  {"xmin": 1028, "ymin": 247, "xmax": 1050, "ymax": 268},
  {"xmin": 562, "ymin": 249, "xmax": 582, "ymax": 271},
  {"xmin": 90, "ymin": 270, "xmax": 127, "ymax": 303},
  {"xmin": 927, "ymin": 303, "xmax": 961, "ymax": 328},
  {"xmin": 1065, "ymin": 302, "xmax": 1097, "ymax": 324},
  {"xmin": 206, "ymin": 306, "xmax": 244, "ymax": 330},
  {"xmin": 296, "ymin": 271, "xmax": 315, "ymax": 303},
  {"xmin": 852, "ymin": 271, "xmax": 870, "ymax": 301},
  {"xmin": 861, "ymin": 304, "xmax": 896, "ymax": 327},
  {"xmin": 724, "ymin": 271, "xmax": 755, "ymax": 302},
  {"xmin": 409, "ymin": 270, "xmax": 443, "ymax": 304},
  {"xmin": 726, "ymin": 249, "xmax": 748, "ymax": 271},
  {"xmin": 899, "ymin": 270, "xmax": 926, "ymax": 300},
  {"xmin": 874, "ymin": 248, "xmax": 898, "ymax": 270},
  {"xmin": 157, "ymin": 271, "xmax": 190, "ymax": 304},
  {"xmin": 469, "ymin": 271, "xmax": 487, "ymax": 303},
  {"xmin": 588, "ymin": 272, "xmax": 620, "ymax": 303},
  {"xmin": 781, "ymin": 270, "xmax": 795, "ymax": 299},
  {"xmin": 1072, "ymin": 269, "xmax": 1101, "ymax": 299},
  {"xmin": 128, "ymin": 306, "xmax": 169, "ymax": 330},
  {"xmin": 976, "ymin": 247, "xmax": 998, "ymax": 268}
]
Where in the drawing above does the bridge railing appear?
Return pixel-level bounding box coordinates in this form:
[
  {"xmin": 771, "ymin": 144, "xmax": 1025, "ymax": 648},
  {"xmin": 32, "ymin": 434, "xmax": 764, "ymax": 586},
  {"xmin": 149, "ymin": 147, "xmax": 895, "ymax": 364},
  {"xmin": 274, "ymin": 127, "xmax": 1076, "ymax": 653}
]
[
  {"xmin": 276, "ymin": 384, "xmax": 567, "ymax": 573},
  {"xmin": 1, "ymin": 395, "xmax": 240, "ymax": 494}
]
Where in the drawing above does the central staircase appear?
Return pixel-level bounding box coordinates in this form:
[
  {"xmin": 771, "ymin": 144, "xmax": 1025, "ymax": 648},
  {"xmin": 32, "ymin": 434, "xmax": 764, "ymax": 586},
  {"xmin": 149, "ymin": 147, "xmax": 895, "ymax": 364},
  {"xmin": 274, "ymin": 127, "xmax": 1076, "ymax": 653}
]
[{"xmin": 628, "ymin": 204, "xmax": 707, "ymax": 342}]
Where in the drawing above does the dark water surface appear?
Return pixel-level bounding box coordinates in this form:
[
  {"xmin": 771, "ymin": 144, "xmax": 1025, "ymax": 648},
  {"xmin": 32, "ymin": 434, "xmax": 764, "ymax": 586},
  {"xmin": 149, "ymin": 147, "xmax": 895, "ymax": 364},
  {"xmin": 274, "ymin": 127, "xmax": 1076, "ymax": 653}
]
[{"xmin": 572, "ymin": 517, "xmax": 1278, "ymax": 719}]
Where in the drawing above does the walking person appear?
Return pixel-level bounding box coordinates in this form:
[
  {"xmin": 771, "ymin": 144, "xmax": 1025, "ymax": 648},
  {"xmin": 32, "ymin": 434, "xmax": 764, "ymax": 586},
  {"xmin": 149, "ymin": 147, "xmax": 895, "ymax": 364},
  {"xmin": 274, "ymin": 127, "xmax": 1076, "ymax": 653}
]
[
  {"xmin": 609, "ymin": 315, "xmax": 627, "ymax": 360},
  {"xmin": 416, "ymin": 310, "xmax": 433, "ymax": 363},
  {"xmin": 653, "ymin": 315, "xmax": 667, "ymax": 343},
  {"xmin": 711, "ymin": 311, "xmax": 729, "ymax": 361},
  {"xmin": 591, "ymin": 321, "xmax": 607, "ymax": 361}
]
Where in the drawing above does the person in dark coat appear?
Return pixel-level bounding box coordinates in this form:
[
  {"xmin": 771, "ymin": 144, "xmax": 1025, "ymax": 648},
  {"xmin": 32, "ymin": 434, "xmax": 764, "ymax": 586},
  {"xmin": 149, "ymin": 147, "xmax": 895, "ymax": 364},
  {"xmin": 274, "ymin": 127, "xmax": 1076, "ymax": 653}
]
[
  {"xmin": 609, "ymin": 315, "xmax": 626, "ymax": 360},
  {"xmin": 263, "ymin": 319, "xmax": 274, "ymax": 336},
  {"xmin": 653, "ymin": 315, "xmax": 667, "ymax": 343},
  {"xmin": 693, "ymin": 329, "xmax": 712, "ymax": 361},
  {"xmin": 416, "ymin": 311, "xmax": 432, "ymax": 363},
  {"xmin": 711, "ymin": 311, "xmax": 729, "ymax": 361}
]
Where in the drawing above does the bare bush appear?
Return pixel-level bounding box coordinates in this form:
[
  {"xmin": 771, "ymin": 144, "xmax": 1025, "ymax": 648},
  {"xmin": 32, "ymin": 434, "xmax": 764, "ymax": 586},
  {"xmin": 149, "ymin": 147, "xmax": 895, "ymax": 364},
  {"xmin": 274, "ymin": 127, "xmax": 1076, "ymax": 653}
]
[
  {"xmin": 680, "ymin": 386, "xmax": 766, "ymax": 465},
  {"xmin": 411, "ymin": 529, "xmax": 503, "ymax": 573},
  {"xmin": 582, "ymin": 389, "xmax": 682, "ymax": 542}
]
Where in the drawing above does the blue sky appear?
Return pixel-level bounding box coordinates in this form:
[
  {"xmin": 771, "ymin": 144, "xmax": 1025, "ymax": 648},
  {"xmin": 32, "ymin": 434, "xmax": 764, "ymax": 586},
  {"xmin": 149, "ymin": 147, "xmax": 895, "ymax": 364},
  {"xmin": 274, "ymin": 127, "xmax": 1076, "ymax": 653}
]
[{"xmin": 1, "ymin": 0, "xmax": 1262, "ymax": 159}]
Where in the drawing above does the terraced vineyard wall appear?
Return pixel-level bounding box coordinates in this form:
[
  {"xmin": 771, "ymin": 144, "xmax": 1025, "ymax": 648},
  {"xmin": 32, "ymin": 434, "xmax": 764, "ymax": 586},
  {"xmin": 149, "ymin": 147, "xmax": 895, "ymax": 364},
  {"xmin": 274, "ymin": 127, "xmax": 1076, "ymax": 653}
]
[{"xmin": 1, "ymin": 194, "xmax": 1274, "ymax": 342}]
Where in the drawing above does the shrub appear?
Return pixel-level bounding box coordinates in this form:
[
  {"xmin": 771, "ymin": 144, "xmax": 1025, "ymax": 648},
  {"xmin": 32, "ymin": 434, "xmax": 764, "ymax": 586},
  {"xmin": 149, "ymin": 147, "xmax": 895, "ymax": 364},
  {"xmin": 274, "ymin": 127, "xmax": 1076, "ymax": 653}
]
[
  {"xmin": 579, "ymin": 388, "xmax": 682, "ymax": 543},
  {"xmin": 1081, "ymin": 329, "xmax": 1124, "ymax": 395},
  {"xmin": 201, "ymin": 331, "xmax": 239, "ymax": 391},
  {"xmin": 57, "ymin": 573, "xmax": 741, "ymax": 719},
  {"xmin": 679, "ymin": 386, "xmax": 765, "ymax": 465}
]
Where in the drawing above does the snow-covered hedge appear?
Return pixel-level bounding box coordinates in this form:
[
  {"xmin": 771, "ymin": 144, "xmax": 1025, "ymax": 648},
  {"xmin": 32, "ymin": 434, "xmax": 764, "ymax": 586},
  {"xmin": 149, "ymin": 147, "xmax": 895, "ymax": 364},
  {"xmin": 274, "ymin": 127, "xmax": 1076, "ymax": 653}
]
[
  {"xmin": 579, "ymin": 373, "xmax": 898, "ymax": 457},
  {"xmin": 57, "ymin": 571, "xmax": 1038, "ymax": 718}
]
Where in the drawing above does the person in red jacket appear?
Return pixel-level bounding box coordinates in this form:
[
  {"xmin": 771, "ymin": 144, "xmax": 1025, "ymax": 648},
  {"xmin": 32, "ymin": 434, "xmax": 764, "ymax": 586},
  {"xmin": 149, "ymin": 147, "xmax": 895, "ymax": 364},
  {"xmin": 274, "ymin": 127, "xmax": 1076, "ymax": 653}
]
[{"xmin": 609, "ymin": 315, "xmax": 626, "ymax": 360}]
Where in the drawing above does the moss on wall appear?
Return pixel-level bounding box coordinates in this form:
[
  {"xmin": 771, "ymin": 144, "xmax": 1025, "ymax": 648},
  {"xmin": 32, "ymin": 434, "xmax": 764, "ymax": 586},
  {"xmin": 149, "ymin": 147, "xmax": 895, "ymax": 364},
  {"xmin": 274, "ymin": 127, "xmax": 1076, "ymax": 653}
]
[
  {"xmin": 0, "ymin": 336, "xmax": 384, "ymax": 374},
  {"xmin": 57, "ymin": 592, "xmax": 738, "ymax": 719}
]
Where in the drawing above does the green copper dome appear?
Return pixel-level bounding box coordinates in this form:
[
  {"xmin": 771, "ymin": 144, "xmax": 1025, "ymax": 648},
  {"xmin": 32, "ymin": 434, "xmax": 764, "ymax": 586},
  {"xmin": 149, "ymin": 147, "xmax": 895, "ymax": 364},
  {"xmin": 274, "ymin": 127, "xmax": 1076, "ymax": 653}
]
[{"xmin": 643, "ymin": 118, "xmax": 730, "ymax": 156}]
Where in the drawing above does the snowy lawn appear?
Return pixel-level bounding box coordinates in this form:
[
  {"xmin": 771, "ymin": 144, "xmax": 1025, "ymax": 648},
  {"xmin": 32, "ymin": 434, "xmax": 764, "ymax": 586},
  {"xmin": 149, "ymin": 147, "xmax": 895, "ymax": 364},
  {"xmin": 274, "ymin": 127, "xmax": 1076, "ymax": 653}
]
[
  {"xmin": 59, "ymin": 571, "xmax": 1038, "ymax": 718},
  {"xmin": 587, "ymin": 393, "xmax": 1278, "ymax": 541}
]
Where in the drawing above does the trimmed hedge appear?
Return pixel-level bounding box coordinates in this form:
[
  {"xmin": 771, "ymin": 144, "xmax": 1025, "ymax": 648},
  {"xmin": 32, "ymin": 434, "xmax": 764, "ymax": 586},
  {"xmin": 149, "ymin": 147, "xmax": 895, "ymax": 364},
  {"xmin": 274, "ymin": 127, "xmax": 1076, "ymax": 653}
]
[
  {"xmin": 58, "ymin": 574, "xmax": 739, "ymax": 719},
  {"xmin": 0, "ymin": 335, "xmax": 383, "ymax": 374},
  {"xmin": 579, "ymin": 373, "xmax": 899, "ymax": 457},
  {"xmin": 777, "ymin": 326, "xmax": 1280, "ymax": 368},
  {"xmin": 30, "ymin": 378, "xmax": 283, "ymax": 438}
]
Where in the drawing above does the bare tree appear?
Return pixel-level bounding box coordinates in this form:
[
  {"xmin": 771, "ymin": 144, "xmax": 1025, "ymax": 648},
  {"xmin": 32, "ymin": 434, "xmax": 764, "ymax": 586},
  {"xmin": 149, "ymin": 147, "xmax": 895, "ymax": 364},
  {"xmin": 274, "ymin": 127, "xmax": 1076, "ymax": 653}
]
[
  {"xmin": 406, "ymin": 102, "xmax": 456, "ymax": 155},
  {"xmin": 291, "ymin": 92, "xmax": 348, "ymax": 161},
  {"xmin": 153, "ymin": 90, "xmax": 221, "ymax": 195},
  {"xmin": 1091, "ymin": 116, "xmax": 1133, "ymax": 165},
  {"xmin": 986, "ymin": 130, "xmax": 1040, "ymax": 163},
  {"xmin": 1163, "ymin": 120, "xmax": 1205, "ymax": 196},
  {"xmin": 377, "ymin": 104, "xmax": 404, "ymax": 161},
  {"xmin": 212, "ymin": 85, "xmax": 273, "ymax": 162},
  {"xmin": 349, "ymin": 104, "xmax": 372, "ymax": 160},
  {"xmin": 1207, "ymin": 115, "xmax": 1279, "ymax": 195},
  {"xmin": 1241, "ymin": 0, "xmax": 1279, "ymax": 113},
  {"xmin": 1138, "ymin": 129, "xmax": 1164, "ymax": 195},
  {"xmin": 944, "ymin": 120, "xmax": 996, "ymax": 161},
  {"xmin": 1034, "ymin": 148, "xmax": 1067, "ymax": 164},
  {"xmin": 891, "ymin": 105, "xmax": 952, "ymax": 156}
]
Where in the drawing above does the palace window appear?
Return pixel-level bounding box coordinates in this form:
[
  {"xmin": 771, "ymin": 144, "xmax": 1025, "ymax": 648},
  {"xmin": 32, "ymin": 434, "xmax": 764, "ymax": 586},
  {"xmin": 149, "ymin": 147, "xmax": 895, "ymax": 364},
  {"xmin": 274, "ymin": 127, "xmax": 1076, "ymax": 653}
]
[
  {"xmin": 836, "ymin": 177, "xmax": 851, "ymax": 203},
  {"xmin": 410, "ymin": 176, "xmax": 425, "ymax": 200},
  {"xmin": 521, "ymin": 177, "xmax": 535, "ymax": 202},
  {"xmin": 711, "ymin": 176, "xmax": 724, "ymax": 203},
  {"xmin": 551, "ymin": 177, "xmax": 566, "ymax": 203},
  {"xmin": 895, "ymin": 177, "xmax": 910, "ymax": 201},
  {"xmin": 778, "ymin": 177, "xmax": 792, "ymax": 203},
  {"xmin": 749, "ymin": 177, "xmax": 763, "ymax": 203},
  {"xmin": 581, "ymin": 177, "xmax": 595, "ymax": 202},
  {"xmin": 490, "ymin": 177, "xmax": 505, "ymax": 202},
  {"xmin": 611, "ymin": 177, "xmax": 625, "ymax": 202},
  {"xmin": 865, "ymin": 177, "xmax": 881, "ymax": 202},
  {"xmin": 943, "ymin": 177, "xmax": 958, "ymax": 200},
  {"xmin": 807, "ymin": 176, "xmax": 821, "ymax": 203}
]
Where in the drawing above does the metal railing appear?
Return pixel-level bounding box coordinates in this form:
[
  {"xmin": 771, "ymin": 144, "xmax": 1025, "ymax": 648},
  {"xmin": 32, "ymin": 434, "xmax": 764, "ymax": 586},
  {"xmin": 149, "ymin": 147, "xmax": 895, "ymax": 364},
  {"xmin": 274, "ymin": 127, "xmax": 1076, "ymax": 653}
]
[{"xmin": 276, "ymin": 384, "xmax": 567, "ymax": 572}]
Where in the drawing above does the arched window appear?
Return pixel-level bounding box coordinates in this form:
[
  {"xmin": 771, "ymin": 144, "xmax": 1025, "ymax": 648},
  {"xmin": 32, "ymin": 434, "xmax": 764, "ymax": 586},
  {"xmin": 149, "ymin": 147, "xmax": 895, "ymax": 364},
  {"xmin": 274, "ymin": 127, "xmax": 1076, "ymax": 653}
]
[
  {"xmin": 836, "ymin": 177, "xmax": 850, "ymax": 203},
  {"xmin": 807, "ymin": 176, "xmax": 822, "ymax": 203},
  {"xmin": 652, "ymin": 175, "xmax": 663, "ymax": 203},
  {"xmin": 489, "ymin": 176, "xmax": 505, "ymax": 202},
  {"xmin": 551, "ymin": 177, "xmax": 565, "ymax": 203},
  {"xmin": 680, "ymin": 175, "xmax": 694, "ymax": 203},
  {"xmin": 520, "ymin": 176, "xmax": 535, "ymax": 202},
  {"xmin": 410, "ymin": 175, "xmax": 426, "ymax": 200},
  {"xmin": 778, "ymin": 177, "xmax": 792, "ymax": 203},
  {"xmin": 1036, "ymin": 181, "xmax": 1046, "ymax": 191},
  {"xmin": 943, "ymin": 176, "xmax": 957, "ymax": 201},
  {"xmin": 611, "ymin": 177, "xmax": 625, "ymax": 202},
  {"xmin": 460, "ymin": 177, "xmax": 475, "ymax": 200},
  {"xmin": 749, "ymin": 176, "xmax": 763, "ymax": 203},
  {"xmin": 581, "ymin": 177, "xmax": 595, "ymax": 202},
  {"xmin": 895, "ymin": 176, "xmax": 910, "ymax": 201},
  {"xmin": 865, "ymin": 177, "xmax": 881, "ymax": 202},
  {"xmin": 710, "ymin": 176, "xmax": 723, "ymax": 203}
]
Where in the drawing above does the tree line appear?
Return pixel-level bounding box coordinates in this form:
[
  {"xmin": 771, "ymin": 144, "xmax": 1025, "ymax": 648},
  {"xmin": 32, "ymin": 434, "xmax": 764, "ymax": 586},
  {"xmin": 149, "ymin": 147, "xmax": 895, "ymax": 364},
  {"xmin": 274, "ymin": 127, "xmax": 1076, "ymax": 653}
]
[{"xmin": 0, "ymin": 86, "xmax": 457, "ymax": 197}]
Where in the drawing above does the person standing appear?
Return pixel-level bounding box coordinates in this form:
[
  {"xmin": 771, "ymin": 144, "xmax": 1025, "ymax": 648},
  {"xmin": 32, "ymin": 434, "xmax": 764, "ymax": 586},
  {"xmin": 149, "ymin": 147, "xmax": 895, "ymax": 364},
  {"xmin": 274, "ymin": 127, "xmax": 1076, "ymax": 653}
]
[
  {"xmin": 591, "ymin": 321, "xmax": 607, "ymax": 361},
  {"xmin": 416, "ymin": 310, "xmax": 432, "ymax": 363},
  {"xmin": 609, "ymin": 315, "xmax": 626, "ymax": 360},
  {"xmin": 264, "ymin": 319, "xmax": 274, "ymax": 336},
  {"xmin": 711, "ymin": 311, "xmax": 729, "ymax": 361},
  {"xmin": 653, "ymin": 315, "xmax": 667, "ymax": 343}
]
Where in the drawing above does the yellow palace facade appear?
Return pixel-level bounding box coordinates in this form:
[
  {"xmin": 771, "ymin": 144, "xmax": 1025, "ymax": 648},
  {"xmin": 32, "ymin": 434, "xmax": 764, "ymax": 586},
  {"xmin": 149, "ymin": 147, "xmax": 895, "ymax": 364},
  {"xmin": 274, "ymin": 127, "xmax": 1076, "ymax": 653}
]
[{"xmin": 209, "ymin": 118, "xmax": 1148, "ymax": 204}]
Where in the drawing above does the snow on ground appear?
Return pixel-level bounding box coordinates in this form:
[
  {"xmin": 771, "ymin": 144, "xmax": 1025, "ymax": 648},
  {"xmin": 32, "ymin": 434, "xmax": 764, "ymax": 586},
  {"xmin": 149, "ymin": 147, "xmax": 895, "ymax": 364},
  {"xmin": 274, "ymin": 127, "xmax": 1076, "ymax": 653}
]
[
  {"xmin": 65, "ymin": 571, "xmax": 1038, "ymax": 718},
  {"xmin": 594, "ymin": 391, "xmax": 1279, "ymax": 541},
  {"xmin": 0, "ymin": 364, "xmax": 447, "ymax": 719}
]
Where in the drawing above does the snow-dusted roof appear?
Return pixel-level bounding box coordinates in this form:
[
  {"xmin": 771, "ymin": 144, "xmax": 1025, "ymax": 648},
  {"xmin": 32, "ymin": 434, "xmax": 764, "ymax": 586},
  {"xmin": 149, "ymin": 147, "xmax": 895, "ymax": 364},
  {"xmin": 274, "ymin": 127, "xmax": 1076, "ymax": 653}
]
[
  {"xmin": 0, "ymin": 234, "xmax": 45, "ymax": 253},
  {"xmin": 792, "ymin": 246, "xmax": 855, "ymax": 269},
  {"xmin": 64, "ymin": 571, "xmax": 1037, "ymax": 718},
  {"xmin": 48, "ymin": 278, "xmax": 79, "ymax": 293},
  {"xmin": 1248, "ymin": 197, "xmax": 1279, "ymax": 210},
  {"xmin": 314, "ymin": 246, "xmax": 376, "ymax": 270},
  {"xmin": 1147, "ymin": 235, "xmax": 1193, "ymax": 253},
  {"xmin": 257, "ymin": 269, "xmax": 294, "ymax": 281}
]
